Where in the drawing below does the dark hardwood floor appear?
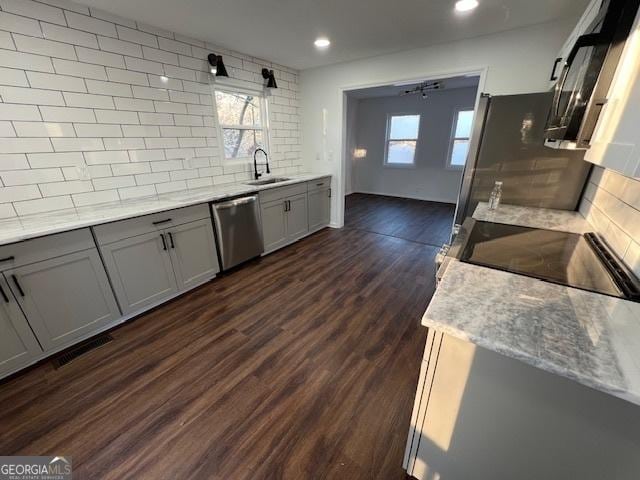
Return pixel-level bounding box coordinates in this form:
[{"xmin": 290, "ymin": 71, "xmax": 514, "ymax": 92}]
[
  {"xmin": 345, "ymin": 193, "xmax": 455, "ymax": 247},
  {"xmin": 0, "ymin": 195, "xmax": 452, "ymax": 479}
]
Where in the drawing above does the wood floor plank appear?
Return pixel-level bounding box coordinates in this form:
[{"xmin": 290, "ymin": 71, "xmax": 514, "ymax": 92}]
[{"xmin": 0, "ymin": 194, "xmax": 452, "ymax": 479}]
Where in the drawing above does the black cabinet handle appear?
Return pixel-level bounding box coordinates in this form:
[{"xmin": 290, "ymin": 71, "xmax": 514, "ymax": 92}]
[
  {"xmin": 316, "ymin": 182, "xmax": 324, "ymax": 186},
  {"xmin": 0, "ymin": 284, "xmax": 9, "ymax": 303},
  {"xmin": 11, "ymin": 275, "xmax": 25, "ymax": 297},
  {"xmin": 328, "ymin": 188, "xmax": 332, "ymax": 198},
  {"xmin": 168, "ymin": 232, "xmax": 175, "ymax": 249},
  {"xmin": 0, "ymin": 256, "xmax": 15, "ymax": 263},
  {"xmin": 283, "ymin": 201, "xmax": 288, "ymax": 212},
  {"xmin": 152, "ymin": 218, "xmax": 172, "ymax": 226},
  {"xmin": 550, "ymin": 57, "xmax": 562, "ymax": 81},
  {"xmin": 160, "ymin": 233, "xmax": 167, "ymax": 251}
]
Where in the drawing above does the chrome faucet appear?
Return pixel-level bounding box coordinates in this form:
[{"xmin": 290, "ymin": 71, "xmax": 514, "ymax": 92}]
[{"xmin": 253, "ymin": 148, "xmax": 270, "ymax": 180}]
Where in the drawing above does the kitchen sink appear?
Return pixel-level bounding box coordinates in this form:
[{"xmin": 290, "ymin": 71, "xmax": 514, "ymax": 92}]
[{"xmin": 244, "ymin": 177, "xmax": 290, "ymax": 186}]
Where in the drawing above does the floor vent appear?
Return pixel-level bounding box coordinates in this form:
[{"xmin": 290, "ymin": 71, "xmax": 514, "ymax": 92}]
[{"xmin": 52, "ymin": 334, "xmax": 114, "ymax": 368}]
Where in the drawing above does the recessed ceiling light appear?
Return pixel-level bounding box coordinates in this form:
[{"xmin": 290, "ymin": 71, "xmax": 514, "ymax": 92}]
[
  {"xmin": 314, "ymin": 38, "xmax": 331, "ymax": 48},
  {"xmin": 455, "ymin": 0, "xmax": 479, "ymax": 12}
]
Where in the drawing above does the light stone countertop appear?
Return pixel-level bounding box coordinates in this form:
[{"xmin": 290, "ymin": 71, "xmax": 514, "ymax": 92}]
[
  {"xmin": 473, "ymin": 202, "xmax": 591, "ymax": 233},
  {"xmin": 0, "ymin": 173, "xmax": 331, "ymax": 247},
  {"xmin": 427, "ymin": 203, "xmax": 640, "ymax": 406},
  {"xmin": 424, "ymin": 261, "xmax": 640, "ymax": 406}
]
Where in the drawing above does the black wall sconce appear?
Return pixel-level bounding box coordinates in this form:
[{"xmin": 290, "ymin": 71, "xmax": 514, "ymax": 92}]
[
  {"xmin": 261, "ymin": 68, "xmax": 277, "ymax": 89},
  {"xmin": 208, "ymin": 54, "xmax": 229, "ymax": 77}
]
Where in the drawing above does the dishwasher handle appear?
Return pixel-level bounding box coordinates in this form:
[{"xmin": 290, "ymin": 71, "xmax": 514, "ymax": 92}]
[{"xmin": 213, "ymin": 195, "xmax": 258, "ymax": 210}]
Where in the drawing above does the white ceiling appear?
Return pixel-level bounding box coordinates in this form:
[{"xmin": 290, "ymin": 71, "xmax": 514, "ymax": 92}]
[
  {"xmin": 347, "ymin": 74, "xmax": 480, "ymax": 99},
  {"xmin": 78, "ymin": 0, "xmax": 589, "ymax": 70}
]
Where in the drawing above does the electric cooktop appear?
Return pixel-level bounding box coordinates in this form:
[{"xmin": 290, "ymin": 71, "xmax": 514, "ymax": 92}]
[{"xmin": 459, "ymin": 221, "xmax": 640, "ymax": 301}]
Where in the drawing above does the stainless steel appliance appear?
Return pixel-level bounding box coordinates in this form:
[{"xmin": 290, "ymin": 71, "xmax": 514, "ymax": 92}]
[
  {"xmin": 457, "ymin": 220, "xmax": 640, "ymax": 301},
  {"xmin": 454, "ymin": 93, "xmax": 592, "ymax": 227},
  {"xmin": 210, "ymin": 195, "xmax": 264, "ymax": 271},
  {"xmin": 545, "ymin": 0, "xmax": 640, "ymax": 149}
]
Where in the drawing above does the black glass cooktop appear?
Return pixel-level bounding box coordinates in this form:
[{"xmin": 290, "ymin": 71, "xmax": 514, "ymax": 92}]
[{"xmin": 459, "ymin": 221, "xmax": 640, "ymax": 300}]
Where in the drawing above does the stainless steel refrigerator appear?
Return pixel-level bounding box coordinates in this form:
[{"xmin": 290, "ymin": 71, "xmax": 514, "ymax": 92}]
[{"xmin": 453, "ymin": 92, "xmax": 592, "ymax": 227}]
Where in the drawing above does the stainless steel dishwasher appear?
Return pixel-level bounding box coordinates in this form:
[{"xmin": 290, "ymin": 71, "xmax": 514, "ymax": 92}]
[{"xmin": 210, "ymin": 194, "xmax": 264, "ymax": 271}]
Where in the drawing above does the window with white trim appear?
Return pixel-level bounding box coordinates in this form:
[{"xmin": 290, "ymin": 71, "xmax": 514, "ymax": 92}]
[
  {"xmin": 385, "ymin": 114, "xmax": 420, "ymax": 166},
  {"xmin": 214, "ymin": 88, "xmax": 268, "ymax": 161},
  {"xmin": 449, "ymin": 110, "xmax": 474, "ymax": 168}
]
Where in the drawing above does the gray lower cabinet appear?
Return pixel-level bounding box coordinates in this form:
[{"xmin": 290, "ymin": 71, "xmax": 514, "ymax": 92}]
[
  {"xmin": 0, "ymin": 276, "xmax": 42, "ymax": 377},
  {"xmin": 5, "ymin": 249, "xmax": 120, "ymax": 351},
  {"xmin": 260, "ymin": 194, "xmax": 309, "ymax": 253},
  {"xmin": 261, "ymin": 199, "xmax": 288, "ymax": 253},
  {"xmin": 286, "ymin": 193, "xmax": 309, "ymax": 240},
  {"xmin": 99, "ymin": 217, "xmax": 219, "ymax": 316},
  {"xmin": 168, "ymin": 218, "xmax": 220, "ymax": 291},
  {"xmin": 100, "ymin": 231, "xmax": 179, "ymax": 316},
  {"xmin": 308, "ymin": 187, "xmax": 331, "ymax": 232}
]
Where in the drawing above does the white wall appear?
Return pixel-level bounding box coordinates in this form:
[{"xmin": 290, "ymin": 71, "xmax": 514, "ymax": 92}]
[
  {"xmin": 300, "ymin": 18, "xmax": 576, "ymax": 227},
  {"xmin": 580, "ymin": 166, "xmax": 640, "ymax": 278},
  {"xmin": 0, "ymin": 0, "xmax": 301, "ymax": 219},
  {"xmin": 349, "ymin": 87, "xmax": 477, "ymax": 203}
]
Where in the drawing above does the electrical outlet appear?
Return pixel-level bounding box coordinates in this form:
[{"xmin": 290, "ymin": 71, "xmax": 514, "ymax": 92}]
[{"xmin": 185, "ymin": 157, "xmax": 194, "ymax": 169}]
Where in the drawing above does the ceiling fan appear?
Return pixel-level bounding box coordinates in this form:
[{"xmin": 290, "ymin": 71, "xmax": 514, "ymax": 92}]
[{"xmin": 400, "ymin": 81, "xmax": 443, "ymax": 99}]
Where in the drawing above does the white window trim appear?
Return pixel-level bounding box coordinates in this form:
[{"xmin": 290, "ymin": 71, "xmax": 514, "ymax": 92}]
[
  {"xmin": 384, "ymin": 113, "xmax": 420, "ymax": 169},
  {"xmin": 212, "ymin": 84, "xmax": 272, "ymax": 165},
  {"xmin": 447, "ymin": 109, "xmax": 474, "ymax": 170}
]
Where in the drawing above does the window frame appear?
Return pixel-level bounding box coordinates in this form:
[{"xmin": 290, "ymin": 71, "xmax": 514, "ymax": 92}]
[
  {"xmin": 447, "ymin": 109, "xmax": 474, "ymax": 170},
  {"xmin": 384, "ymin": 113, "xmax": 421, "ymax": 168},
  {"xmin": 212, "ymin": 85, "xmax": 271, "ymax": 164}
]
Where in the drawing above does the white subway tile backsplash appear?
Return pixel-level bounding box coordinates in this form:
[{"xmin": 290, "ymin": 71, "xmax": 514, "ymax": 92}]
[
  {"xmin": 63, "ymin": 92, "xmax": 115, "ymax": 109},
  {"xmin": 40, "ymin": 180, "xmax": 93, "ymax": 196},
  {"xmin": 0, "ymin": 85, "xmax": 64, "ymax": 106},
  {"xmin": 73, "ymin": 123, "xmax": 122, "ymax": 137},
  {"xmin": 13, "ymin": 34, "xmax": 77, "ymax": 60},
  {"xmin": 72, "ymin": 189, "xmax": 119, "ymax": 206},
  {"xmin": 0, "ymin": 0, "xmax": 301, "ymax": 218},
  {"xmin": 26, "ymin": 71, "xmax": 87, "ymax": 92},
  {"xmin": 75, "ymin": 46, "xmax": 125, "ymax": 68},
  {"xmin": 0, "ymin": 153, "xmax": 29, "ymax": 170},
  {"xmin": 0, "ymin": 185, "xmax": 41, "ymax": 203},
  {"xmin": 13, "ymin": 121, "xmax": 75, "ymax": 137},
  {"xmin": 85, "ymin": 79, "xmax": 132, "ymax": 97},
  {"xmin": 27, "ymin": 151, "xmax": 84, "ymax": 167},
  {"xmin": 94, "ymin": 109, "xmax": 138, "ymax": 124},
  {"xmin": 106, "ymin": 66, "xmax": 148, "ymax": 86},
  {"xmin": 0, "ymin": 0, "xmax": 66, "ymax": 25},
  {"xmin": 65, "ymin": 11, "xmax": 117, "ymax": 37},
  {"xmin": 1, "ymin": 168, "xmax": 63, "ymax": 185},
  {"xmin": 53, "ymin": 58, "xmax": 107, "ymax": 79},
  {"xmin": 14, "ymin": 195, "xmax": 73, "ymax": 215},
  {"xmin": 40, "ymin": 106, "xmax": 95, "ymax": 123},
  {"xmin": 0, "ymin": 138, "xmax": 52, "ymax": 154},
  {"xmin": 52, "ymin": 137, "xmax": 103, "ymax": 152},
  {"xmin": 0, "ymin": 49, "xmax": 53, "ymax": 72},
  {"xmin": 41, "ymin": 22, "xmax": 99, "ymax": 49},
  {"xmin": 0, "ymin": 11, "xmax": 43, "ymax": 37}
]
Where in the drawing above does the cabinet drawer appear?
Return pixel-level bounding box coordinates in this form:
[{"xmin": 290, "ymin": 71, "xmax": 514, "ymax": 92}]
[
  {"xmin": 94, "ymin": 203, "xmax": 210, "ymax": 245},
  {"xmin": 0, "ymin": 229, "xmax": 95, "ymax": 271},
  {"xmin": 307, "ymin": 176, "xmax": 331, "ymax": 192},
  {"xmin": 259, "ymin": 183, "xmax": 307, "ymax": 204}
]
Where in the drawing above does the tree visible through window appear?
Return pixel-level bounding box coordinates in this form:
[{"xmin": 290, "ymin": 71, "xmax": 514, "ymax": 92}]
[
  {"xmin": 385, "ymin": 114, "xmax": 420, "ymax": 166},
  {"xmin": 214, "ymin": 89, "xmax": 267, "ymax": 160},
  {"xmin": 449, "ymin": 110, "xmax": 474, "ymax": 167}
]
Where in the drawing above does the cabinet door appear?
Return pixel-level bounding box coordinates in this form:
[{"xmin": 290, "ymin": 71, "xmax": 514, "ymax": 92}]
[
  {"xmin": 6, "ymin": 249, "xmax": 120, "ymax": 351},
  {"xmin": 167, "ymin": 218, "xmax": 220, "ymax": 291},
  {"xmin": 286, "ymin": 193, "xmax": 309, "ymax": 242},
  {"xmin": 100, "ymin": 232, "xmax": 178, "ymax": 316},
  {"xmin": 308, "ymin": 187, "xmax": 331, "ymax": 232},
  {"xmin": 0, "ymin": 275, "xmax": 42, "ymax": 376},
  {"xmin": 260, "ymin": 199, "xmax": 288, "ymax": 253}
]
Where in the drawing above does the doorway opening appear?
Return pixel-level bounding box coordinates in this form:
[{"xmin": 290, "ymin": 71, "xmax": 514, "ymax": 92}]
[{"xmin": 343, "ymin": 74, "xmax": 481, "ymax": 247}]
